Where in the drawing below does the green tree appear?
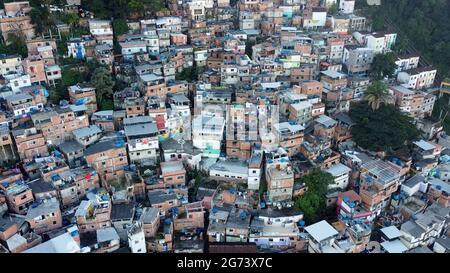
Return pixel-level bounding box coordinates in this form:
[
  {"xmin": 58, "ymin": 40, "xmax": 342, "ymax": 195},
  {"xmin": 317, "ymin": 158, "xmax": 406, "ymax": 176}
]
[
  {"xmin": 328, "ymin": 3, "xmax": 338, "ymax": 15},
  {"xmin": 88, "ymin": 0, "xmax": 108, "ymax": 18},
  {"xmin": 364, "ymin": 80, "xmax": 391, "ymax": 111},
  {"xmin": 90, "ymin": 67, "xmax": 115, "ymax": 110},
  {"xmin": 62, "ymin": 67, "xmax": 85, "ymax": 86},
  {"xmin": 128, "ymin": 0, "xmax": 144, "ymax": 15},
  {"xmin": 302, "ymin": 169, "xmax": 334, "ymax": 196},
  {"xmin": 63, "ymin": 13, "xmax": 79, "ymax": 28},
  {"xmin": 295, "ymin": 169, "xmax": 333, "ymax": 224},
  {"xmin": 369, "ymin": 52, "xmax": 398, "ymax": 80},
  {"xmin": 113, "ymin": 19, "xmax": 129, "ymax": 37},
  {"xmin": 371, "ymin": 15, "xmax": 385, "ymax": 31},
  {"xmin": 29, "ymin": 6, "xmax": 51, "ymax": 35},
  {"xmin": 2, "ymin": 33, "xmax": 28, "ymax": 58},
  {"xmin": 296, "ymin": 192, "xmax": 326, "ymax": 224},
  {"xmin": 349, "ymin": 101, "xmax": 420, "ymax": 152}
]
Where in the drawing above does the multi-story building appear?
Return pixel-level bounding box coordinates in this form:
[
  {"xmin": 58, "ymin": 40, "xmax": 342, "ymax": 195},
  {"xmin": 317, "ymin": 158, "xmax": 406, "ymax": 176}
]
[
  {"xmin": 265, "ymin": 162, "xmax": 294, "ymax": 203},
  {"xmin": 68, "ymin": 83, "xmax": 98, "ymax": 114},
  {"xmin": 365, "ymin": 31, "xmax": 397, "ymax": 54},
  {"xmin": 89, "ymin": 19, "xmax": 113, "ymax": 45},
  {"xmin": 0, "ymin": 2, "xmax": 34, "ymax": 42},
  {"xmin": 124, "ymin": 116, "xmax": 159, "ymax": 162},
  {"xmin": 192, "ymin": 114, "xmax": 225, "ymax": 158},
  {"xmin": 342, "ymin": 46, "xmax": 374, "ymax": 76},
  {"xmin": 391, "ymin": 85, "xmax": 436, "ymax": 118},
  {"xmin": 320, "ymin": 70, "xmax": 347, "ymax": 92},
  {"xmin": 249, "ymin": 208, "xmax": 303, "ymax": 250},
  {"xmin": 140, "ymin": 207, "xmax": 160, "ymax": 238},
  {"xmin": 305, "ymin": 220, "xmax": 344, "ymax": 253},
  {"xmin": 75, "ymin": 189, "xmax": 112, "ymax": 233},
  {"xmin": 274, "ymin": 122, "xmax": 304, "ymax": 156},
  {"xmin": 31, "ymin": 105, "xmax": 90, "ymax": 146},
  {"xmin": 0, "ymin": 126, "xmax": 19, "ymax": 165},
  {"xmin": 397, "ymin": 67, "xmax": 437, "ymax": 90},
  {"xmin": 72, "ymin": 124, "xmax": 102, "ymax": 147},
  {"xmin": 160, "ymin": 160, "xmax": 186, "ymax": 193},
  {"xmin": 5, "ymin": 182, "xmax": 34, "ymax": 215},
  {"xmin": 359, "ymin": 160, "xmax": 401, "ymax": 216},
  {"xmin": 395, "ymin": 54, "xmax": 420, "ymax": 74},
  {"xmin": 84, "ymin": 138, "xmax": 128, "ymax": 184},
  {"xmin": 288, "ymin": 100, "xmax": 313, "ymax": 126},
  {"xmin": 12, "ymin": 126, "xmax": 48, "ymax": 160},
  {"xmin": 325, "ymin": 163, "xmax": 351, "ymax": 190},
  {"xmin": 0, "ymin": 54, "xmax": 23, "ymax": 75},
  {"xmin": 50, "ymin": 167, "xmax": 99, "ymax": 207},
  {"xmin": 25, "ymin": 197, "xmax": 62, "ymax": 234}
]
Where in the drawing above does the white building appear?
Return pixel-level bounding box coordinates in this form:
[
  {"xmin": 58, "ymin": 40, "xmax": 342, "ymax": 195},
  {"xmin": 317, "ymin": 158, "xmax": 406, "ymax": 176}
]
[
  {"xmin": 305, "ymin": 220, "xmax": 344, "ymax": 253},
  {"xmin": 249, "ymin": 208, "xmax": 303, "ymax": 249},
  {"xmin": 366, "ymin": 32, "xmax": 397, "ymax": 54},
  {"xmin": 399, "ymin": 204, "xmax": 449, "ymax": 249},
  {"xmin": 395, "ymin": 54, "xmax": 420, "ymax": 74},
  {"xmin": 307, "ymin": 7, "xmax": 327, "ymax": 28},
  {"xmin": 24, "ymin": 226, "xmax": 81, "ymax": 253},
  {"xmin": 168, "ymin": 93, "xmax": 190, "ymax": 118},
  {"xmin": 192, "ymin": 114, "xmax": 225, "ymax": 158},
  {"xmin": 127, "ymin": 222, "xmax": 147, "ymax": 253},
  {"xmin": 401, "ymin": 175, "xmax": 428, "ymax": 197},
  {"xmin": 339, "ymin": 0, "xmax": 355, "ymax": 14},
  {"xmin": 120, "ymin": 41, "xmax": 147, "ymax": 61},
  {"xmin": 5, "ymin": 73, "xmax": 32, "ymax": 93},
  {"xmin": 248, "ymin": 149, "xmax": 263, "ymax": 190},
  {"xmin": 89, "ymin": 19, "xmax": 113, "ymax": 36},
  {"xmin": 209, "ymin": 159, "xmax": 248, "ymax": 182},
  {"xmin": 325, "ymin": 163, "xmax": 351, "ymax": 190},
  {"xmin": 0, "ymin": 54, "xmax": 23, "ymax": 75},
  {"xmin": 194, "ymin": 49, "xmax": 208, "ymax": 66},
  {"xmin": 124, "ymin": 116, "xmax": 160, "ymax": 162},
  {"xmin": 397, "ymin": 67, "xmax": 437, "ymax": 90}
]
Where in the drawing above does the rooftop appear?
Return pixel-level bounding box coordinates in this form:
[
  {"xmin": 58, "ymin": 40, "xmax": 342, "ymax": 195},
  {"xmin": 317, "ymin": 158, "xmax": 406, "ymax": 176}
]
[
  {"xmin": 72, "ymin": 125, "xmax": 102, "ymax": 139},
  {"xmin": 305, "ymin": 220, "xmax": 338, "ymax": 242},
  {"xmin": 59, "ymin": 140, "xmax": 85, "ymax": 154},
  {"xmin": 361, "ymin": 159, "xmax": 400, "ymax": 185},
  {"xmin": 140, "ymin": 207, "xmax": 160, "ymax": 224},
  {"xmin": 24, "ymin": 231, "xmax": 80, "ymax": 253},
  {"xmin": 380, "ymin": 225, "xmax": 403, "ymax": 240},
  {"xmin": 111, "ymin": 203, "xmax": 135, "ymax": 221},
  {"xmin": 84, "ymin": 138, "xmax": 125, "ymax": 156},
  {"xmin": 210, "ymin": 159, "xmax": 248, "ymax": 175},
  {"xmin": 325, "ymin": 163, "xmax": 351, "ymax": 177},
  {"xmin": 160, "ymin": 160, "xmax": 185, "ymax": 174},
  {"xmin": 381, "ymin": 239, "xmax": 408, "ymax": 253}
]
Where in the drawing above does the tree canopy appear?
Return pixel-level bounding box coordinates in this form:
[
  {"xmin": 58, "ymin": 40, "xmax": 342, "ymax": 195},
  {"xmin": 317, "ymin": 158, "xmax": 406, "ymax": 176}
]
[
  {"xmin": 364, "ymin": 80, "xmax": 391, "ymax": 111},
  {"xmin": 0, "ymin": 33, "xmax": 27, "ymax": 58},
  {"xmin": 349, "ymin": 101, "xmax": 420, "ymax": 152},
  {"xmin": 295, "ymin": 169, "xmax": 334, "ymax": 224},
  {"xmin": 90, "ymin": 67, "xmax": 115, "ymax": 110},
  {"xmin": 113, "ymin": 19, "xmax": 129, "ymax": 37},
  {"xmin": 369, "ymin": 52, "xmax": 398, "ymax": 80},
  {"xmin": 364, "ymin": 0, "xmax": 450, "ymax": 79}
]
